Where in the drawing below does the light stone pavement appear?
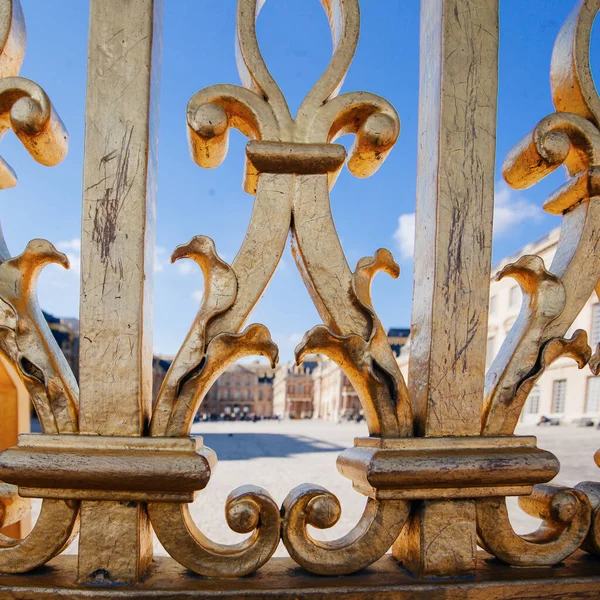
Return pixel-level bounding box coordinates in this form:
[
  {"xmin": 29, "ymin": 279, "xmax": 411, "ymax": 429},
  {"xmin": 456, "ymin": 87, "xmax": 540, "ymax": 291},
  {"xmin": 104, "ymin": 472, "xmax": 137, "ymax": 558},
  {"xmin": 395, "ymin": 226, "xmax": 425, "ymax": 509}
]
[{"xmin": 31, "ymin": 420, "xmax": 600, "ymax": 557}]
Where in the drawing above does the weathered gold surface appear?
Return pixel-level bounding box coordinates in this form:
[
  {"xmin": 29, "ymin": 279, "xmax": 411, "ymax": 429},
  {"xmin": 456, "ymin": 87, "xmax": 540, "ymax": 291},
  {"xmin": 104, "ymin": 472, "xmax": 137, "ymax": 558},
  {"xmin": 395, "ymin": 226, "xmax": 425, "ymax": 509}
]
[
  {"xmin": 0, "ymin": 435, "xmax": 216, "ymax": 502},
  {"xmin": 0, "ymin": 552, "xmax": 598, "ymax": 599},
  {"xmin": 576, "ymin": 480, "xmax": 600, "ymax": 556},
  {"xmin": 477, "ymin": 0, "xmax": 600, "ymax": 570},
  {"xmin": 1, "ymin": 0, "xmax": 600, "ymax": 594},
  {"xmin": 477, "ymin": 485, "xmax": 592, "ymax": 567},
  {"xmin": 0, "ymin": 0, "xmax": 76, "ymax": 577},
  {"xmin": 76, "ymin": 0, "xmax": 163, "ymax": 585},
  {"xmin": 395, "ymin": 0, "xmax": 499, "ymax": 578},
  {"xmin": 337, "ymin": 436, "xmax": 559, "ymax": 499},
  {"xmin": 150, "ymin": 0, "xmax": 410, "ymax": 578}
]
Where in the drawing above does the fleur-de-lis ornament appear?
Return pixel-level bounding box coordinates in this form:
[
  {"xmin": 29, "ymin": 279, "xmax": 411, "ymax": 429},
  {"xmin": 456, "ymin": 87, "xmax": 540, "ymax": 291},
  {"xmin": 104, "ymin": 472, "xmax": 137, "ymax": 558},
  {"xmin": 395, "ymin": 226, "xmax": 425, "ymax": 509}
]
[{"xmin": 148, "ymin": 0, "xmax": 414, "ymax": 576}]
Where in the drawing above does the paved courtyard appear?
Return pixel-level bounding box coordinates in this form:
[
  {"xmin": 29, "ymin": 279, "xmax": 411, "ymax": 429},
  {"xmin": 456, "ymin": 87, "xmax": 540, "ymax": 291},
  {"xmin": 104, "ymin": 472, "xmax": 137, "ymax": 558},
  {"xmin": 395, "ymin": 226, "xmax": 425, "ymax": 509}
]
[{"xmin": 31, "ymin": 420, "xmax": 600, "ymax": 557}]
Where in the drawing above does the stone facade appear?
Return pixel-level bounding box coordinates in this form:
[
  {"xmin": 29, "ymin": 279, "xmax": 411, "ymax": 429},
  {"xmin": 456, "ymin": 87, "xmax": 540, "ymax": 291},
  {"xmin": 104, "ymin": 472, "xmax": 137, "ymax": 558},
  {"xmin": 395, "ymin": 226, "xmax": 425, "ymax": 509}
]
[
  {"xmin": 43, "ymin": 308, "xmax": 411, "ymax": 423},
  {"xmin": 152, "ymin": 356, "xmax": 173, "ymax": 403},
  {"xmin": 308, "ymin": 328, "xmax": 409, "ymax": 422},
  {"xmin": 312, "ymin": 358, "xmax": 361, "ymax": 422},
  {"xmin": 201, "ymin": 361, "xmax": 275, "ymax": 419},
  {"xmin": 398, "ymin": 227, "xmax": 600, "ymax": 426},
  {"xmin": 272, "ymin": 361, "xmax": 318, "ymax": 419}
]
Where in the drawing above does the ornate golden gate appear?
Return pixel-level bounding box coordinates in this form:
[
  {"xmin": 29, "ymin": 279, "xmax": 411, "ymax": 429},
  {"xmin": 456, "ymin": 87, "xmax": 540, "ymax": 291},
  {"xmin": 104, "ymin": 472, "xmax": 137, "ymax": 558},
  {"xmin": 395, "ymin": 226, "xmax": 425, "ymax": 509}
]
[{"xmin": 0, "ymin": 0, "xmax": 599, "ymax": 597}]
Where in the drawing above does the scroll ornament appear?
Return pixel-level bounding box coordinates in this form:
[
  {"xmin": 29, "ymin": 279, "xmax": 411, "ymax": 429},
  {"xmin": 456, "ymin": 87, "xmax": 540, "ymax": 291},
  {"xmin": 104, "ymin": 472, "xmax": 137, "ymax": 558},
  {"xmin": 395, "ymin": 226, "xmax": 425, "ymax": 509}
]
[
  {"xmin": 477, "ymin": 0, "xmax": 600, "ymax": 566},
  {"xmin": 0, "ymin": 0, "xmax": 78, "ymax": 575},
  {"xmin": 0, "ymin": 0, "xmax": 599, "ymax": 581}
]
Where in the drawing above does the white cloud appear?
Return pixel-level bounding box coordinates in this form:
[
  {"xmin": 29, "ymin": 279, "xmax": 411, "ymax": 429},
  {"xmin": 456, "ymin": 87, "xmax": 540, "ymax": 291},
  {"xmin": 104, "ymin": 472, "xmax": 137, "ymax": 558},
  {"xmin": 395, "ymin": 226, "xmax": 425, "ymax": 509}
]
[
  {"xmin": 393, "ymin": 213, "xmax": 416, "ymax": 259},
  {"xmin": 192, "ymin": 286, "xmax": 204, "ymax": 303},
  {"xmin": 154, "ymin": 246, "xmax": 168, "ymax": 273},
  {"xmin": 56, "ymin": 238, "xmax": 81, "ymax": 274},
  {"xmin": 393, "ymin": 184, "xmax": 542, "ymax": 259},
  {"xmin": 493, "ymin": 184, "xmax": 542, "ymax": 235},
  {"xmin": 286, "ymin": 332, "xmax": 303, "ymax": 346},
  {"xmin": 57, "ymin": 238, "xmax": 81, "ymax": 252}
]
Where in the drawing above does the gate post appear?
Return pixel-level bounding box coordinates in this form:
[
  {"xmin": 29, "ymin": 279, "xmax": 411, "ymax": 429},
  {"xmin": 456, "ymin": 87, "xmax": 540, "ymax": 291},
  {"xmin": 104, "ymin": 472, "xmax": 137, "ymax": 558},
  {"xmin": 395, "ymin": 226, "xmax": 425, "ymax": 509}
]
[
  {"xmin": 394, "ymin": 0, "xmax": 499, "ymax": 577},
  {"xmin": 77, "ymin": 0, "xmax": 163, "ymax": 584}
]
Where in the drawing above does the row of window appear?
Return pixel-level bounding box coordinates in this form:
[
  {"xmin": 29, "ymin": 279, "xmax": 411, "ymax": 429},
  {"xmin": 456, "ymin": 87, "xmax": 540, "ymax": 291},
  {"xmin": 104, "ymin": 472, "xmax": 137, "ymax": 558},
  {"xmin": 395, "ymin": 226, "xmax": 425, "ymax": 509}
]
[
  {"xmin": 489, "ymin": 302, "xmax": 600, "ymax": 366},
  {"xmin": 523, "ymin": 377, "xmax": 600, "ymax": 415},
  {"xmin": 489, "ymin": 286, "xmax": 521, "ymax": 316},
  {"xmin": 287, "ymin": 383, "xmax": 311, "ymax": 395}
]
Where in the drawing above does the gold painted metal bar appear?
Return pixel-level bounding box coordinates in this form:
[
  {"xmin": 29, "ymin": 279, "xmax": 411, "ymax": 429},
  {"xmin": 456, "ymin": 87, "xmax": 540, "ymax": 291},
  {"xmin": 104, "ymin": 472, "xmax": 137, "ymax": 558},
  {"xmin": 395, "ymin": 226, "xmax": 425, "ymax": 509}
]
[
  {"xmin": 245, "ymin": 141, "xmax": 346, "ymax": 174},
  {"xmin": 77, "ymin": 0, "xmax": 163, "ymax": 584},
  {"xmin": 337, "ymin": 444, "xmax": 558, "ymax": 495},
  {"xmin": 395, "ymin": 0, "xmax": 498, "ymax": 578},
  {"xmin": 0, "ymin": 435, "xmax": 215, "ymax": 501},
  {"xmin": 2, "ymin": 553, "xmax": 600, "ymax": 599}
]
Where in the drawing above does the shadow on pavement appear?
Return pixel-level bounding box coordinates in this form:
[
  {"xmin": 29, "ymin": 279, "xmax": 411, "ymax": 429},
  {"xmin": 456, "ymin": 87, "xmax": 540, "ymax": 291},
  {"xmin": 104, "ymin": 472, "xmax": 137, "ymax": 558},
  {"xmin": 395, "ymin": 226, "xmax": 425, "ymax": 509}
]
[{"xmin": 193, "ymin": 433, "xmax": 345, "ymax": 460}]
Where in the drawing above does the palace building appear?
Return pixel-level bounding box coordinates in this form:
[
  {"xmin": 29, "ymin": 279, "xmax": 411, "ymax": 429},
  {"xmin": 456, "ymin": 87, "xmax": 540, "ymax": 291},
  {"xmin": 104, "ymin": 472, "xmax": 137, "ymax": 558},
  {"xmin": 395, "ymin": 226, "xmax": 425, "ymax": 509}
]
[
  {"xmin": 272, "ymin": 360, "xmax": 319, "ymax": 419},
  {"xmin": 202, "ymin": 361, "xmax": 275, "ymax": 419},
  {"xmin": 398, "ymin": 227, "xmax": 600, "ymax": 426}
]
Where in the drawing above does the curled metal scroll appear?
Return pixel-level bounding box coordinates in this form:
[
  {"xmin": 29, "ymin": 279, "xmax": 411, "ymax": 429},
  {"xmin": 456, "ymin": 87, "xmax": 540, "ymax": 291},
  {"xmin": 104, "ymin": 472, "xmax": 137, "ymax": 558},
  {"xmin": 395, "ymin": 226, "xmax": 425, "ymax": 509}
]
[
  {"xmin": 479, "ymin": 0, "xmax": 600, "ymax": 567},
  {"xmin": 0, "ymin": 244, "xmax": 80, "ymax": 575},
  {"xmin": 477, "ymin": 485, "xmax": 591, "ymax": 566},
  {"xmin": 148, "ymin": 238, "xmax": 281, "ymax": 578},
  {"xmin": 0, "ymin": 0, "xmax": 77, "ymax": 574}
]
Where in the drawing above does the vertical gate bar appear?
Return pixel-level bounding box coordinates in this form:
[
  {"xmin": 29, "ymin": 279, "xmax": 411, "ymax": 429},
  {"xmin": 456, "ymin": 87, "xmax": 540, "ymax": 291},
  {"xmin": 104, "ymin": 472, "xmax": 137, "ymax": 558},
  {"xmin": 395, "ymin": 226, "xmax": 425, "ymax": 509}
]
[
  {"xmin": 394, "ymin": 0, "xmax": 498, "ymax": 577},
  {"xmin": 0, "ymin": 357, "xmax": 30, "ymax": 539},
  {"xmin": 77, "ymin": 0, "xmax": 163, "ymax": 584}
]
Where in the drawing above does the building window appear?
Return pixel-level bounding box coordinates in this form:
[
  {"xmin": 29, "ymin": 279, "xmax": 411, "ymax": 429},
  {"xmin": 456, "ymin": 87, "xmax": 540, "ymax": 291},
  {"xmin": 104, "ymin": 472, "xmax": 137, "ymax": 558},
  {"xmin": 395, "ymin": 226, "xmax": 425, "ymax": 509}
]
[
  {"xmin": 551, "ymin": 380, "xmax": 566, "ymax": 414},
  {"xmin": 525, "ymin": 385, "xmax": 540, "ymax": 414},
  {"xmin": 490, "ymin": 295, "xmax": 497, "ymax": 315},
  {"xmin": 509, "ymin": 286, "xmax": 520, "ymax": 309},
  {"xmin": 587, "ymin": 377, "xmax": 600, "ymax": 413},
  {"xmin": 591, "ymin": 303, "xmax": 600, "ymax": 347}
]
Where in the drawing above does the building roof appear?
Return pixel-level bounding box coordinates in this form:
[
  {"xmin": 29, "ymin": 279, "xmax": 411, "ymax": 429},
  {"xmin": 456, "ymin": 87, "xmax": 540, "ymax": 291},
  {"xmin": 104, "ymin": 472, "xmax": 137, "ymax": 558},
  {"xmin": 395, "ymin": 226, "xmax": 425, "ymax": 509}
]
[
  {"xmin": 43, "ymin": 311, "xmax": 61, "ymax": 324},
  {"xmin": 153, "ymin": 356, "xmax": 173, "ymax": 372},
  {"xmin": 387, "ymin": 327, "xmax": 410, "ymax": 338},
  {"xmin": 301, "ymin": 360, "xmax": 319, "ymax": 374},
  {"xmin": 244, "ymin": 360, "xmax": 275, "ymax": 378}
]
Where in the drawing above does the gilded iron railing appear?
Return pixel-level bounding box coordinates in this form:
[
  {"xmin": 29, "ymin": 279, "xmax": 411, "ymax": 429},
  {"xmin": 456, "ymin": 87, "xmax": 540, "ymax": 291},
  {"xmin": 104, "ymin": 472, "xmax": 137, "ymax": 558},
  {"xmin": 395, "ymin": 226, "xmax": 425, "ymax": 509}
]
[{"xmin": 0, "ymin": 0, "xmax": 598, "ymax": 596}]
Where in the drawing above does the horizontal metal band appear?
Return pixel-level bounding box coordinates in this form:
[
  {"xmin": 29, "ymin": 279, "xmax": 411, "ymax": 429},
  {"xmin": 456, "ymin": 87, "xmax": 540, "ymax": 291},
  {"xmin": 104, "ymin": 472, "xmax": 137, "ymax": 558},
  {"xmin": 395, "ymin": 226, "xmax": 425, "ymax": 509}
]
[
  {"xmin": 337, "ymin": 436, "xmax": 559, "ymax": 500},
  {"xmin": 352, "ymin": 484, "xmax": 535, "ymax": 500},
  {"xmin": 18, "ymin": 488, "xmax": 197, "ymax": 503},
  {"xmin": 0, "ymin": 435, "xmax": 216, "ymax": 503},
  {"xmin": 246, "ymin": 141, "xmax": 347, "ymax": 174}
]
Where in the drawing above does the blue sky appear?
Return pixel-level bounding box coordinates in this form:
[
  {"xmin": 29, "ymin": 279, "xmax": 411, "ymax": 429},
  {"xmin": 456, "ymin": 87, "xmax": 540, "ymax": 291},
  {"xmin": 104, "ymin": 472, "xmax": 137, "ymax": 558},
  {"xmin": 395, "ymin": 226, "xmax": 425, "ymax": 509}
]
[{"xmin": 2, "ymin": 0, "xmax": 596, "ymax": 361}]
